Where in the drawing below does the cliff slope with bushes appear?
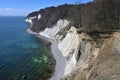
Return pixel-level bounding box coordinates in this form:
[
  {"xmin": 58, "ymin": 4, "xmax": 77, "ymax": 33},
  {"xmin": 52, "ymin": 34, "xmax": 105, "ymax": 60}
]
[{"xmin": 25, "ymin": 0, "xmax": 120, "ymax": 80}]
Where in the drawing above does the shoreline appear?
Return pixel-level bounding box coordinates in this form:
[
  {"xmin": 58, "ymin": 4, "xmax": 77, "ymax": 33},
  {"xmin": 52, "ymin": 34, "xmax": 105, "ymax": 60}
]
[
  {"xmin": 35, "ymin": 34, "xmax": 56, "ymax": 79},
  {"xmin": 26, "ymin": 28, "xmax": 67, "ymax": 80},
  {"xmin": 36, "ymin": 34, "xmax": 67, "ymax": 80}
]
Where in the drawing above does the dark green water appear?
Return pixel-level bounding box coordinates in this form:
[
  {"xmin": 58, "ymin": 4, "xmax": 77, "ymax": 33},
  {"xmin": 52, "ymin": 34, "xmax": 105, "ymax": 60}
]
[{"xmin": 0, "ymin": 16, "xmax": 49, "ymax": 80}]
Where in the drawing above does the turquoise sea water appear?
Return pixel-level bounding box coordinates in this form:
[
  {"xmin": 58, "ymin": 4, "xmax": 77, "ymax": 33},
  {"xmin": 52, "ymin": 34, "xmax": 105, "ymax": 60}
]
[{"xmin": 0, "ymin": 16, "xmax": 49, "ymax": 80}]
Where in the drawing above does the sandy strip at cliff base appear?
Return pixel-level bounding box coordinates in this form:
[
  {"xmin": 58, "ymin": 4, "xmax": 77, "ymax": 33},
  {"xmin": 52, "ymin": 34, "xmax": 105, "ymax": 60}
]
[
  {"xmin": 50, "ymin": 42, "xmax": 66, "ymax": 80},
  {"xmin": 36, "ymin": 34, "xmax": 67, "ymax": 80}
]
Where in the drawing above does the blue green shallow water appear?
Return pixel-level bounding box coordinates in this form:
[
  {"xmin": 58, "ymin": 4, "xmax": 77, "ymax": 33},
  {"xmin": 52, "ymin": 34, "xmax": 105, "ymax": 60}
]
[{"xmin": 0, "ymin": 16, "xmax": 49, "ymax": 80}]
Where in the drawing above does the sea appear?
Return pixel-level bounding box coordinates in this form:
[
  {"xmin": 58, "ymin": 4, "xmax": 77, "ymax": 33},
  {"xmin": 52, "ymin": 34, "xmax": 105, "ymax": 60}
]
[{"xmin": 0, "ymin": 16, "xmax": 49, "ymax": 80}]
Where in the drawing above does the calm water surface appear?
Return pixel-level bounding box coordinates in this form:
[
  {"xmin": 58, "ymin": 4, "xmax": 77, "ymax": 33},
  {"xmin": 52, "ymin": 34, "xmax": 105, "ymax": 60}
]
[{"xmin": 0, "ymin": 16, "xmax": 49, "ymax": 80}]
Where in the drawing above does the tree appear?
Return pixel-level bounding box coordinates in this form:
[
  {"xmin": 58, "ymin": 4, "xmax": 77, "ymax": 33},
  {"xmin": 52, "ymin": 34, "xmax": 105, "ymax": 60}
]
[
  {"xmin": 90, "ymin": 0, "xmax": 120, "ymax": 31},
  {"xmin": 75, "ymin": 0, "xmax": 82, "ymax": 28}
]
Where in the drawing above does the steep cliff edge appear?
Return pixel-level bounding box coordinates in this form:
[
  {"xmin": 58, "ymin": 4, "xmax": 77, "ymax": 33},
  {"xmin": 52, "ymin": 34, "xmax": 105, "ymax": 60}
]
[
  {"xmin": 62, "ymin": 32, "xmax": 120, "ymax": 80},
  {"xmin": 25, "ymin": 1, "xmax": 120, "ymax": 80}
]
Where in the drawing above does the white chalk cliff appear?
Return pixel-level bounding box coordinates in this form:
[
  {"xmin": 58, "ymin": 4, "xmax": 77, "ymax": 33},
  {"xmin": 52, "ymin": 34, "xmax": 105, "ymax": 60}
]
[
  {"xmin": 39, "ymin": 19, "xmax": 70, "ymax": 40},
  {"xmin": 25, "ymin": 16, "xmax": 120, "ymax": 80},
  {"xmin": 35, "ymin": 19, "xmax": 101, "ymax": 79},
  {"xmin": 37, "ymin": 19, "xmax": 79, "ymax": 76}
]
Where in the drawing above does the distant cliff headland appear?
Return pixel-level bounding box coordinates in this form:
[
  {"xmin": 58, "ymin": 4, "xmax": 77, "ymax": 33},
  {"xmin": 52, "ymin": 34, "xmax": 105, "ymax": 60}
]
[{"xmin": 25, "ymin": 0, "xmax": 120, "ymax": 80}]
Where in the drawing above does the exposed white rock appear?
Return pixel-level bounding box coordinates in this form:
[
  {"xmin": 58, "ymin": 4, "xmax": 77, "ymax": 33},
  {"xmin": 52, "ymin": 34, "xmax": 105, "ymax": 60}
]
[
  {"xmin": 25, "ymin": 18, "xmax": 33, "ymax": 24},
  {"xmin": 57, "ymin": 27, "xmax": 100, "ymax": 76},
  {"xmin": 25, "ymin": 16, "xmax": 37, "ymax": 24},
  {"xmin": 26, "ymin": 18, "xmax": 101, "ymax": 79},
  {"xmin": 58, "ymin": 27, "xmax": 80, "ymax": 75},
  {"xmin": 25, "ymin": 16, "xmax": 38, "ymax": 33},
  {"xmin": 26, "ymin": 18, "xmax": 102, "ymax": 79},
  {"xmin": 58, "ymin": 27, "xmax": 78, "ymax": 57},
  {"xmin": 26, "ymin": 15, "xmax": 120, "ymax": 80},
  {"xmin": 29, "ymin": 16, "xmax": 37, "ymax": 19},
  {"xmin": 39, "ymin": 19, "xmax": 70, "ymax": 40},
  {"xmin": 38, "ymin": 14, "xmax": 41, "ymax": 20},
  {"xmin": 39, "ymin": 25, "xmax": 94, "ymax": 77}
]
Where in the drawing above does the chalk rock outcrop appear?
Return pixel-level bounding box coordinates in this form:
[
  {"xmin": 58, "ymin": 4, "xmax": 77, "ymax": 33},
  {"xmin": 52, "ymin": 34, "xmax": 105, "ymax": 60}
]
[{"xmin": 25, "ymin": 2, "xmax": 120, "ymax": 80}]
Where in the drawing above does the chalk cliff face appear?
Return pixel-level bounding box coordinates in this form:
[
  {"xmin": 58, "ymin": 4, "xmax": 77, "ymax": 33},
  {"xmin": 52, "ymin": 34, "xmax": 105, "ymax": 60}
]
[
  {"xmin": 39, "ymin": 19, "xmax": 70, "ymax": 40},
  {"xmin": 25, "ymin": 1, "xmax": 120, "ymax": 80},
  {"xmin": 62, "ymin": 33, "xmax": 120, "ymax": 80}
]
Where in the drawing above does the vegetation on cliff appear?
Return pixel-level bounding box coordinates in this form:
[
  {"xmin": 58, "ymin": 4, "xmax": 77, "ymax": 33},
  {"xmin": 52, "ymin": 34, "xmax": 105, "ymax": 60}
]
[
  {"xmin": 25, "ymin": 0, "xmax": 120, "ymax": 80},
  {"xmin": 26, "ymin": 0, "xmax": 120, "ymax": 33}
]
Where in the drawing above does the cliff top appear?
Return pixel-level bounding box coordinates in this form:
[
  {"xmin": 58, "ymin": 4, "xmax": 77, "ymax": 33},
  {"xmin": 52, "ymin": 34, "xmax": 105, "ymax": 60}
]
[{"xmin": 26, "ymin": 0, "xmax": 120, "ymax": 33}]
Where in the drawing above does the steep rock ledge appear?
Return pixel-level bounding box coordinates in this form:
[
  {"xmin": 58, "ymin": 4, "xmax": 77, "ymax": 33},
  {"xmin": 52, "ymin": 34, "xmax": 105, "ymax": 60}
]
[
  {"xmin": 62, "ymin": 32, "xmax": 120, "ymax": 80},
  {"xmin": 25, "ymin": 15, "xmax": 120, "ymax": 79},
  {"xmin": 25, "ymin": 1, "xmax": 120, "ymax": 79}
]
